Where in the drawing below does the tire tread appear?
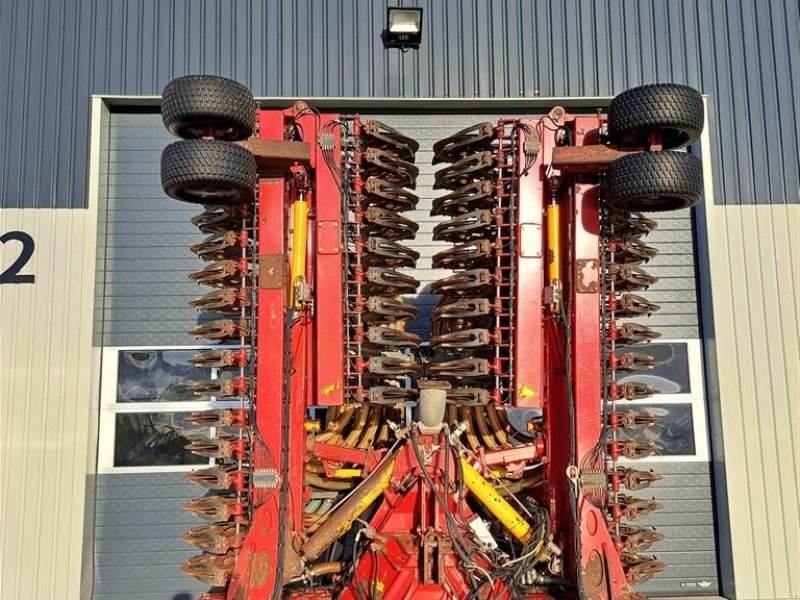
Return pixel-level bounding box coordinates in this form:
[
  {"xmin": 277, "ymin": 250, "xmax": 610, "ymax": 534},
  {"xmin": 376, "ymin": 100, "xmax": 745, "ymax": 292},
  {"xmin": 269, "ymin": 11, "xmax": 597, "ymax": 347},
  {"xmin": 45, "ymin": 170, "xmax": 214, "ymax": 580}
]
[
  {"xmin": 161, "ymin": 140, "xmax": 257, "ymax": 205},
  {"xmin": 605, "ymin": 152, "xmax": 703, "ymax": 212},
  {"xmin": 608, "ymin": 84, "xmax": 704, "ymax": 149}
]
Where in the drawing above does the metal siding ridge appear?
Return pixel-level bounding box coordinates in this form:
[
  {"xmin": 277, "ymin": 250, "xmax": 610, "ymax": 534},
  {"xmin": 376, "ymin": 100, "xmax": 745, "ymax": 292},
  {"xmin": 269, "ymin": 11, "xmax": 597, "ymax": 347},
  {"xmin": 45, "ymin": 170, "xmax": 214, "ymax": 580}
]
[
  {"xmin": 0, "ymin": 204, "xmax": 99, "ymax": 600},
  {"xmin": 701, "ymin": 128, "xmax": 800, "ymax": 597}
]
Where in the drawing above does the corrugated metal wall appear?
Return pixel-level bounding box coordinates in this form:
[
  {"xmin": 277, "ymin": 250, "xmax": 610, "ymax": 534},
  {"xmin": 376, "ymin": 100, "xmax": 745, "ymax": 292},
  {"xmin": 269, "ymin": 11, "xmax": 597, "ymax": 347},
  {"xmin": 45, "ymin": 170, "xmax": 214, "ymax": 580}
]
[
  {"xmin": 631, "ymin": 462, "xmax": 720, "ymax": 596},
  {"xmin": 95, "ymin": 111, "xmax": 211, "ymax": 347},
  {"xmin": 0, "ymin": 0, "xmax": 798, "ymax": 209},
  {"xmin": 0, "ymin": 209, "xmax": 99, "ymax": 600},
  {"xmin": 697, "ymin": 187, "xmax": 800, "ymax": 596},
  {"xmin": 91, "ymin": 474, "xmax": 208, "ymax": 600}
]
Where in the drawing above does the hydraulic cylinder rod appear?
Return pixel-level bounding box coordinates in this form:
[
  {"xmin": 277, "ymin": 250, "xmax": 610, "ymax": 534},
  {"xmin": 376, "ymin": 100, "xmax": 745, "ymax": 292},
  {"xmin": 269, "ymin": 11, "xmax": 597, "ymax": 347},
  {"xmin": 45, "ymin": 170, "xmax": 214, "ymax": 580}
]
[
  {"xmin": 460, "ymin": 456, "xmax": 532, "ymax": 544},
  {"xmin": 301, "ymin": 453, "xmax": 397, "ymax": 561},
  {"xmin": 291, "ymin": 191, "xmax": 309, "ymax": 307},
  {"xmin": 546, "ymin": 199, "xmax": 562, "ymax": 311}
]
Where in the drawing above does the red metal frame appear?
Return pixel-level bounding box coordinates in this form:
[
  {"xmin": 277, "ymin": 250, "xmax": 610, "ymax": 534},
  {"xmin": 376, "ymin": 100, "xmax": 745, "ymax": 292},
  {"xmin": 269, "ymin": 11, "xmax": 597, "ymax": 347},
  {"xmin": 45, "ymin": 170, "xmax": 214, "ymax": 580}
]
[
  {"xmin": 512, "ymin": 119, "xmax": 544, "ymax": 409},
  {"xmin": 226, "ymin": 110, "xmax": 291, "ymax": 598},
  {"xmin": 221, "ymin": 108, "xmax": 641, "ymax": 600},
  {"xmin": 310, "ymin": 113, "xmax": 345, "ymax": 406},
  {"xmin": 227, "ymin": 106, "xmax": 352, "ymax": 598},
  {"xmin": 566, "ymin": 116, "xmax": 641, "ymax": 600}
]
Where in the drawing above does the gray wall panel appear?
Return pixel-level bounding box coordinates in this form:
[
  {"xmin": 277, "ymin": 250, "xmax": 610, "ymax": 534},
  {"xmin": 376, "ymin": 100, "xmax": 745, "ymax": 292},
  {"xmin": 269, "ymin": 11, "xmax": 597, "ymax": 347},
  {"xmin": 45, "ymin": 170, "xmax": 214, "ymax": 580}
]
[
  {"xmin": 634, "ymin": 462, "xmax": 721, "ymax": 596},
  {"xmin": 96, "ymin": 113, "xmax": 209, "ymax": 346},
  {"xmin": 1, "ymin": 0, "xmax": 798, "ymax": 208},
  {"xmin": 92, "ymin": 473, "xmax": 208, "ymax": 600}
]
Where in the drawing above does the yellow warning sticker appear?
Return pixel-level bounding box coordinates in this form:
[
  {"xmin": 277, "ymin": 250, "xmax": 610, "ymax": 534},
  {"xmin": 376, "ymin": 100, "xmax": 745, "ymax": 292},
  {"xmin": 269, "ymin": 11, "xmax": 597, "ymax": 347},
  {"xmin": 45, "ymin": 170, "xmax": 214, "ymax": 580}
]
[
  {"xmin": 321, "ymin": 380, "xmax": 342, "ymax": 396},
  {"xmin": 519, "ymin": 384, "xmax": 537, "ymax": 400}
]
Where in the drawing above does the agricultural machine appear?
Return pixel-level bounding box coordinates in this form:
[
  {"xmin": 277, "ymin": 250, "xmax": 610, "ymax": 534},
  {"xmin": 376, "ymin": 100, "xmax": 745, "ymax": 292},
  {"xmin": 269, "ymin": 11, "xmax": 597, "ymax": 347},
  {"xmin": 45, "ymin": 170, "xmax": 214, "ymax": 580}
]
[{"xmin": 158, "ymin": 76, "xmax": 704, "ymax": 600}]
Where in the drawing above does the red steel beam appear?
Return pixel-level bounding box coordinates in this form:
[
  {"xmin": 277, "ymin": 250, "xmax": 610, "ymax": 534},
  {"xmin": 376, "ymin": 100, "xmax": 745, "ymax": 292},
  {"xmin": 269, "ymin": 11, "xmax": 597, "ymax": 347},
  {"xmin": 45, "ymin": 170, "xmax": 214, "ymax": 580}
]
[
  {"xmin": 569, "ymin": 117, "xmax": 638, "ymax": 600},
  {"xmin": 512, "ymin": 118, "xmax": 544, "ymax": 408},
  {"xmin": 237, "ymin": 138, "xmax": 312, "ymax": 170},
  {"xmin": 310, "ymin": 112, "xmax": 345, "ymax": 405},
  {"xmin": 551, "ymin": 144, "xmax": 639, "ymax": 173},
  {"xmin": 227, "ymin": 109, "xmax": 306, "ymax": 598}
]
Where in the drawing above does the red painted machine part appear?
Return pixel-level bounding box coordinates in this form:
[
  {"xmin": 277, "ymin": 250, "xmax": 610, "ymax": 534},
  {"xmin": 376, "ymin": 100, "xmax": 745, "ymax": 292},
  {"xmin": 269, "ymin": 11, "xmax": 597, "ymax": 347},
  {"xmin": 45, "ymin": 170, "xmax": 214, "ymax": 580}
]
[
  {"xmin": 569, "ymin": 116, "xmax": 641, "ymax": 600},
  {"xmin": 511, "ymin": 118, "xmax": 545, "ymax": 409},
  {"xmin": 338, "ymin": 441, "xmax": 539, "ymax": 600},
  {"xmin": 308, "ymin": 112, "xmax": 345, "ymax": 406},
  {"xmin": 227, "ymin": 108, "xmax": 323, "ymax": 599}
]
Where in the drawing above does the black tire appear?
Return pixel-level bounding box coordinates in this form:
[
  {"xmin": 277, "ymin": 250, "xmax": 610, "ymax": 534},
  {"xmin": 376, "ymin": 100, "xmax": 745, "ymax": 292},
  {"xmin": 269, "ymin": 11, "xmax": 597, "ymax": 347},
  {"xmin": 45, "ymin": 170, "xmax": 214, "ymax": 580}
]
[
  {"xmin": 161, "ymin": 140, "xmax": 257, "ymax": 205},
  {"xmin": 607, "ymin": 84, "xmax": 704, "ymax": 149},
  {"xmin": 161, "ymin": 75, "xmax": 256, "ymax": 141},
  {"xmin": 605, "ymin": 152, "xmax": 703, "ymax": 212}
]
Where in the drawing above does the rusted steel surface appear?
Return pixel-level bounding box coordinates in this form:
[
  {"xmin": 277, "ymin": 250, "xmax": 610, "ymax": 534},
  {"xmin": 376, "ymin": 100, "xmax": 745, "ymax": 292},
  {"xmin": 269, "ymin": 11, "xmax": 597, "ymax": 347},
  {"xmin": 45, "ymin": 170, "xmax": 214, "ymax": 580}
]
[
  {"xmin": 236, "ymin": 138, "xmax": 311, "ymax": 169},
  {"xmin": 551, "ymin": 144, "xmax": 639, "ymax": 173}
]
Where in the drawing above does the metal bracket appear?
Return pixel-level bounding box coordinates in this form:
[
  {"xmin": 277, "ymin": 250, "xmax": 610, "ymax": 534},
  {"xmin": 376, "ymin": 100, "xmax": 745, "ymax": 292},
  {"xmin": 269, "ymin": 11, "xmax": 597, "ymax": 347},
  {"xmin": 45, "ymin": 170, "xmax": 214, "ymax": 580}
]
[
  {"xmin": 259, "ymin": 253, "xmax": 285, "ymax": 289},
  {"xmin": 519, "ymin": 223, "xmax": 542, "ymax": 258},
  {"xmin": 253, "ymin": 468, "xmax": 281, "ymax": 489},
  {"xmin": 317, "ymin": 221, "xmax": 342, "ymax": 254}
]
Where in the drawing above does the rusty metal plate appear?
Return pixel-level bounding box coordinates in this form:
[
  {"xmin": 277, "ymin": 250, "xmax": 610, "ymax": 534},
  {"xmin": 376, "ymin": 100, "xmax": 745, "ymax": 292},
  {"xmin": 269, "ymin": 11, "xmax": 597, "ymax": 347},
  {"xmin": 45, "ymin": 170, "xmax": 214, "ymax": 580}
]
[
  {"xmin": 519, "ymin": 223, "xmax": 542, "ymax": 258},
  {"xmin": 582, "ymin": 549, "xmax": 607, "ymax": 597},
  {"xmin": 552, "ymin": 144, "xmax": 639, "ymax": 173},
  {"xmin": 250, "ymin": 552, "xmax": 270, "ymax": 587},
  {"xmin": 576, "ymin": 258, "xmax": 599, "ymax": 293},
  {"xmin": 237, "ymin": 138, "xmax": 311, "ymax": 170},
  {"xmin": 259, "ymin": 253, "xmax": 285, "ymax": 289},
  {"xmin": 317, "ymin": 220, "xmax": 342, "ymax": 254}
]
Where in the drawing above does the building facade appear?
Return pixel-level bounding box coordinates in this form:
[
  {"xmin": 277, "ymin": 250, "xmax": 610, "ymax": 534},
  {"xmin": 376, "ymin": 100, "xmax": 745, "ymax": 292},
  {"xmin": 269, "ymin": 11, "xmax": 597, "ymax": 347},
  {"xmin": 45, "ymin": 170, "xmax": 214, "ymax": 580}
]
[{"xmin": 1, "ymin": 1, "xmax": 798, "ymax": 599}]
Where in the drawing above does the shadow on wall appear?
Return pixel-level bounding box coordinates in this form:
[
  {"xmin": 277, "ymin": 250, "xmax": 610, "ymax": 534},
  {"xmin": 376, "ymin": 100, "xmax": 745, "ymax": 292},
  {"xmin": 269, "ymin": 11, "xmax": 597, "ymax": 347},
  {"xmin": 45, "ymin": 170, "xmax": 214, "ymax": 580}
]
[{"xmin": 172, "ymin": 594, "xmax": 193, "ymax": 600}]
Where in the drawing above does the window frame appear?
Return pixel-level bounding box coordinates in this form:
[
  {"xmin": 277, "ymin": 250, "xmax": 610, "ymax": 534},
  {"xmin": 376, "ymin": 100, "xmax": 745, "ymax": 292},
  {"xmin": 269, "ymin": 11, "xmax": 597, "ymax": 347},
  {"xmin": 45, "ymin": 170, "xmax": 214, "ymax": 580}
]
[
  {"xmin": 614, "ymin": 338, "xmax": 710, "ymax": 463},
  {"xmin": 98, "ymin": 345, "xmax": 242, "ymax": 474}
]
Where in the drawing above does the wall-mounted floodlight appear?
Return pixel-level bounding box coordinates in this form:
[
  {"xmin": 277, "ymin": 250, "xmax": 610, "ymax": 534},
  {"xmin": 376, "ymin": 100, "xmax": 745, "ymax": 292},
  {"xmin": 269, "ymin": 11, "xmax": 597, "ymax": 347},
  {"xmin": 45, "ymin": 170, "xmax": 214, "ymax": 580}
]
[{"xmin": 383, "ymin": 7, "xmax": 423, "ymax": 49}]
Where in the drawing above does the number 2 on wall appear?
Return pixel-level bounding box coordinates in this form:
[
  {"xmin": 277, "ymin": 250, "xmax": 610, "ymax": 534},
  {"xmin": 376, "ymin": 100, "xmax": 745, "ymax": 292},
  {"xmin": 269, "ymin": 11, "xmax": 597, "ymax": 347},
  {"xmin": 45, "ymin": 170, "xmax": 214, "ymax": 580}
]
[{"xmin": 0, "ymin": 231, "xmax": 35, "ymax": 284}]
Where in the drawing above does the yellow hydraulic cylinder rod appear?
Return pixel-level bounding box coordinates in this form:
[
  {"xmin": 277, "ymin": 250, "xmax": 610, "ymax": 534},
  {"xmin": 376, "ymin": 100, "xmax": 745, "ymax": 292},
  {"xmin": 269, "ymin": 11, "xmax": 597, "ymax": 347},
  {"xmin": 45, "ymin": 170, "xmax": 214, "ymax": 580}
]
[
  {"xmin": 302, "ymin": 455, "xmax": 397, "ymax": 560},
  {"xmin": 291, "ymin": 193, "xmax": 309, "ymax": 307},
  {"xmin": 546, "ymin": 200, "xmax": 561, "ymax": 287},
  {"xmin": 460, "ymin": 456, "xmax": 532, "ymax": 544}
]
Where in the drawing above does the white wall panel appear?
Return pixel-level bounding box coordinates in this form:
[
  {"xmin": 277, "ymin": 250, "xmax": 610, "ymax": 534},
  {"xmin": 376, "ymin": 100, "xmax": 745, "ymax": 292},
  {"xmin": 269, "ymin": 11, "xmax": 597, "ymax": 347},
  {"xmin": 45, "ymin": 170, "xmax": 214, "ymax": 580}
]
[
  {"xmin": 0, "ymin": 207, "xmax": 99, "ymax": 600},
  {"xmin": 700, "ymin": 129, "xmax": 800, "ymax": 599},
  {"xmin": 0, "ymin": 102, "xmax": 102, "ymax": 600}
]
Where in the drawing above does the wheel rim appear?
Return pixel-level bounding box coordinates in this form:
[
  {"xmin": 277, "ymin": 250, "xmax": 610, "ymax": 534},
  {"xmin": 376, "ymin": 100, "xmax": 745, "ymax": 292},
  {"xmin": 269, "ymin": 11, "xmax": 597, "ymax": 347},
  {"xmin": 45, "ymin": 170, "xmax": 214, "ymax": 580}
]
[
  {"xmin": 657, "ymin": 127, "xmax": 690, "ymax": 150},
  {"xmin": 175, "ymin": 120, "xmax": 246, "ymax": 141},
  {"xmin": 617, "ymin": 195, "xmax": 692, "ymax": 212},
  {"xmin": 175, "ymin": 183, "xmax": 251, "ymax": 203},
  {"xmin": 620, "ymin": 127, "xmax": 691, "ymax": 149}
]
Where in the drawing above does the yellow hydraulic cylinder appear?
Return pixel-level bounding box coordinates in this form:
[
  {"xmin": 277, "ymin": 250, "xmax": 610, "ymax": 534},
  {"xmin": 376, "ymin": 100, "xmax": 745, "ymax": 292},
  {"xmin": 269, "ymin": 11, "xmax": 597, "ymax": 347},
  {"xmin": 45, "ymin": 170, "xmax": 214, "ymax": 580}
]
[
  {"xmin": 460, "ymin": 456, "xmax": 532, "ymax": 544},
  {"xmin": 546, "ymin": 201, "xmax": 561, "ymax": 286},
  {"xmin": 290, "ymin": 193, "xmax": 309, "ymax": 307},
  {"xmin": 302, "ymin": 455, "xmax": 397, "ymax": 560},
  {"xmin": 546, "ymin": 200, "xmax": 562, "ymax": 311}
]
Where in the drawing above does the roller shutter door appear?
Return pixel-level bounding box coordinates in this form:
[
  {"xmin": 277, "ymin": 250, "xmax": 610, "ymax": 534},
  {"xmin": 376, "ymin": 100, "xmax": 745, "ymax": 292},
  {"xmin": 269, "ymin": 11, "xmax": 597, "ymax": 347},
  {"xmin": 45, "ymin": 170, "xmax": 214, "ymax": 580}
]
[{"xmin": 92, "ymin": 108, "xmax": 719, "ymax": 598}]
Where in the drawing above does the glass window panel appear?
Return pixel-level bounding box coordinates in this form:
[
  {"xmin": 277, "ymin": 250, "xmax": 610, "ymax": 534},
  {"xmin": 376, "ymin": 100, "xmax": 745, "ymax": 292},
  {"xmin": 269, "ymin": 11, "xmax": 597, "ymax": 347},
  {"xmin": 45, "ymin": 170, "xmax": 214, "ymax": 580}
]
[
  {"xmin": 114, "ymin": 412, "xmax": 208, "ymax": 467},
  {"xmin": 616, "ymin": 342, "xmax": 690, "ymax": 394},
  {"xmin": 117, "ymin": 350, "xmax": 210, "ymax": 403},
  {"xmin": 616, "ymin": 403, "xmax": 696, "ymax": 456}
]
